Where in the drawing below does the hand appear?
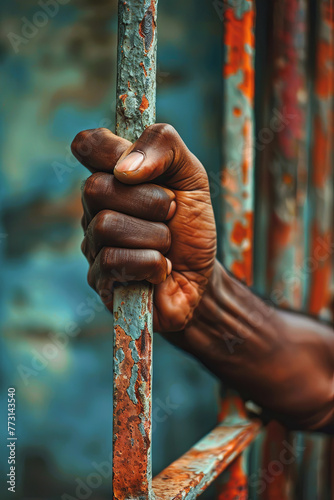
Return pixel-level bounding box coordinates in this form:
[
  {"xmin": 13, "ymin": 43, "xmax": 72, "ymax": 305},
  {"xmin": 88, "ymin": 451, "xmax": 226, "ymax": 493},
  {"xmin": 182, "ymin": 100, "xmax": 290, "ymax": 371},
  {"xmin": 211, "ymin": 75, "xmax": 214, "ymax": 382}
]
[{"xmin": 72, "ymin": 124, "xmax": 216, "ymax": 332}]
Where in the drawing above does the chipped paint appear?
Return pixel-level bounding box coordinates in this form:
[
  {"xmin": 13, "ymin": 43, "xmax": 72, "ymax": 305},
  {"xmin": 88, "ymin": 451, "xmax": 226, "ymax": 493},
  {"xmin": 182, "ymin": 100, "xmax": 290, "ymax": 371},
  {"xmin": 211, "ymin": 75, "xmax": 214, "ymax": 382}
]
[
  {"xmin": 152, "ymin": 419, "xmax": 260, "ymax": 499},
  {"xmin": 116, "ymin": 0, "xmax": 158, "ymax": 140},
  {"xmin": 307, "ymin": 0, "xmax": 334, "ymax": 316},
  {"xmin": 219, "ymin": 1, "xmax": 257, "ymax": 497},
  {"xmin": 113, "ymin": 1, "xmax": 157, "ymax": 497},
  {"xmin": 113, "ymin": 286, "xmax": 154, "ymax": 500}
]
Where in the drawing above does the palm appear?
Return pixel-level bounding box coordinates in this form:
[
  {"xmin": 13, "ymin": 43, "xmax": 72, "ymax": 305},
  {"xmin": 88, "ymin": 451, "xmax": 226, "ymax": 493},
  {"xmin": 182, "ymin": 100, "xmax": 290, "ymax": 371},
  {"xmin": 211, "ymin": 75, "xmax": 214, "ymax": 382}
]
[{"xmin": 154, "ymin": 188, "xmax": 216, "ymax": 332}]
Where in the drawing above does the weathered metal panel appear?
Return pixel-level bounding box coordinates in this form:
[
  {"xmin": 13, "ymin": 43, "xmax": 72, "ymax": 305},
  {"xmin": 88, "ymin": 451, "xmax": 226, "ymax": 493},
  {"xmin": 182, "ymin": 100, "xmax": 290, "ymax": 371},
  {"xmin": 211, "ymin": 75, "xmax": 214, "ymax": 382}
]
[{"xmin": 113, "ymin": 1, "xmax": 158, "ymax": 498}]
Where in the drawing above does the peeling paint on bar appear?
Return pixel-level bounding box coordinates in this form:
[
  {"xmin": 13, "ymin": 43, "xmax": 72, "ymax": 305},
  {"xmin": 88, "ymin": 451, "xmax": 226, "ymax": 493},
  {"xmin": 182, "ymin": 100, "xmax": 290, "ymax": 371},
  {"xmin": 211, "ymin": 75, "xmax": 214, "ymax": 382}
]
[
  {"xmin": 116, "ymin": 0, "xmax": 157, "ymax": 140},
  {"xmin": 307, "ymin": 0, "xmax": 334, "ymax": 317},
  {"xmin": 152, "ymin": 419, "xmax": 260, "ymax": 499},
  {"xmin": 259, "ymin": 2, "xmax": 309, "ymax": 499},
  {"xmin": 219, "ymin": 1, "xmax": 256, "ymax": 497},
  {"xmin": 113, "ymin": 1, "xmax": 158, "ymax": 498},
  {"xmin": 113, "ymin": 286, "xmax": 154, "ymax": 499},
  {"xmin": 266, "ymin": 0, "xmax": 309, "ymax": 310}
]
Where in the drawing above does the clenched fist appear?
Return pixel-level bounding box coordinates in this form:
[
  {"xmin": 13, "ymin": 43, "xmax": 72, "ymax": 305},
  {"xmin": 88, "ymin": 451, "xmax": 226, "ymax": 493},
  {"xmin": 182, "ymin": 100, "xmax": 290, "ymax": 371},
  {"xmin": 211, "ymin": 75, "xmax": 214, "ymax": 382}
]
[{"xmin": 71, "ymin": 124, "xmax": 216, "ymax": 332}]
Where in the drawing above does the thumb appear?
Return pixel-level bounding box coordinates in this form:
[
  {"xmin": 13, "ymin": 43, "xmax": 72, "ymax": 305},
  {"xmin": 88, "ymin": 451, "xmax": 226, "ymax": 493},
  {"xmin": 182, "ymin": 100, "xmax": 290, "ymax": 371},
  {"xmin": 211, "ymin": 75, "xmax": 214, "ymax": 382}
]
[{"xmin": 114, "ymin": 123, "xmax": 208, "ymax": 191}]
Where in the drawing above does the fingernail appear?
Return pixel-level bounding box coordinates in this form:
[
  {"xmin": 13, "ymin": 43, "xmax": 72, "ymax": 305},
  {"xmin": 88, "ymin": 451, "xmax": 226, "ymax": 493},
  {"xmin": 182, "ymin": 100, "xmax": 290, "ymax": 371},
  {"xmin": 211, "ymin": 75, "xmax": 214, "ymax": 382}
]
[
  {"xmin": 115, "ymin": 151, "xmax": 144, "ymax": 173},
  {"xmin": 166, "ymin": 200, "xmax": 176, "ymax": 220},
  {"xmin": 166, "ymin": 258, "xmax": 172, "ymax": 275}
]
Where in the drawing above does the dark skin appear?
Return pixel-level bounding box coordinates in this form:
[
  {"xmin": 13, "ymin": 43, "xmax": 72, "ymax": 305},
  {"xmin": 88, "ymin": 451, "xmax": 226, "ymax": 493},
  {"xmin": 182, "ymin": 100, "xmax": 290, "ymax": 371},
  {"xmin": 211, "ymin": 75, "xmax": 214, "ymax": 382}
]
[{"xmin": 72, "ymin": 124, "xmax": 334, "ymax": 433}]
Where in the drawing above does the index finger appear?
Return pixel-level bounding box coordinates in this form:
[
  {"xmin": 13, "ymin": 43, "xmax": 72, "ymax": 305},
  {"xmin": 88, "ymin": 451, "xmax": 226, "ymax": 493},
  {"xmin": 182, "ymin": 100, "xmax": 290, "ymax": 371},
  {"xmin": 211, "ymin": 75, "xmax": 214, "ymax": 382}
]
[{"xmin": 71, "ymin": 128, "xmax": 131, "ymax": 173}]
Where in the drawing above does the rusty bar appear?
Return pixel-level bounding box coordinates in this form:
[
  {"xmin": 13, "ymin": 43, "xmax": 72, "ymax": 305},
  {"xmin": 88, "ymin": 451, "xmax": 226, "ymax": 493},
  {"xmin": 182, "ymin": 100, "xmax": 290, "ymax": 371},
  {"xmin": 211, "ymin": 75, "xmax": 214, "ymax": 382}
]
[
  {"xmin": 300, "ymin": 1, "xmax": 334, "ymax": 498},
  {"xmin": 218, "ymin": 0, "xmax": 256, "ymax": 497},
  {"xmin": 307, "ymin": 0, "xmax": 334, "ymax": 316},
  {"xmin": 265, "ymin": 0, "xmax": 309, "ymax": 310},
  {"xmin": 113, "ymin": 1, "xmax": 158, "ymax": 499},
  {"xmin": 221, "ymin": 0, "xmax": 255, "ymax": 283},
  {"xmin": 152, "ymin": 419, "xmax": 260, "ymax": 499},
  {"xmin": 259, "ymin": 1, "xmax": 309, "ymax": 499}
]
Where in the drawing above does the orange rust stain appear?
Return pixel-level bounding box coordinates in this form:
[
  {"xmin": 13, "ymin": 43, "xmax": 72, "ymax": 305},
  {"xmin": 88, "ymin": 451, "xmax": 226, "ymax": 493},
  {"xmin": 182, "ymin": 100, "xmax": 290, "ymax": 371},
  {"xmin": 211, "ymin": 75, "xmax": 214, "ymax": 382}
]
[
  {"xmin": 261, "ymin": 421, "xmax": 290, "ymax": 500},
  {"xmin": 309, "ymin": 226, "xmax": 333, "ymax": 314},
  {"xmin": 233, "ymin": 107, "xmax": 242, "ymax": 116},
  {"xmin": 119, "ymin": 93, "xmax": 128, "ymax": 103},
  {"xmin": 223, "ymin": 8, "xmax": 255, "ymax": 101},
  {"xmin": 282, "ymin": 173, "xmax": 293, "ymax": 185},
  {"xmin": 217, "ymin": 455, "xmax": 247, "ymax": 500},
  {"xmin": 139, "ymin": 61, "xmax": 147, "ymax": 77},
  {"xmin": 218, "ymin": 395, "xmax": 247, "ymax": 422},
  {"xmin": 113, "ymin": 324, "xmax": 152, "ymax": 498},
  {"xmin": 138, "ymin": 0, "xmax": 156, "ymax": 52},
  {"xmin": 231, "ymin": 212, "xmax": 253, "ymax": 284},
  {"xmin": 139, "ymin": 94, "xmax": 149, "ymax": 114},
  {"xmin": 241, "ymin": 119, "xmax": 252, "ymax": 184},
  {"xmin": 231, "ymin": 221, "xmax": 247, "ymax": 245}
]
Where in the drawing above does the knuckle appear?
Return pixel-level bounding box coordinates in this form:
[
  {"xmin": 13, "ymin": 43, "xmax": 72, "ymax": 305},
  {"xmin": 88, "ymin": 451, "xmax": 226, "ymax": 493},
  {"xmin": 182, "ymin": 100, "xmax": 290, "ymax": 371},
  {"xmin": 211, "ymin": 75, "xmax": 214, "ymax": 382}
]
[
  {"xmin": 83, "ymin": 172, "xmax": 106, "ymax": 201},
  {"xmin": 150, "ymin": 250, "xmax": 164, "ymax": 276},
  {"xmin": 146, "ymin": 123, "xmax": 178, "ymax": 141},
  {"xmin": 91, "ymin": 209, "xmax": 110, "ymax": 237},
  {"xmin": 98, "ymin": 246, "xmax": 112, "ymax": 270},
  {"xmin": 87, "ymin": 267, "xmax": 95, "ymax": 289},
  {"xmin": 158, "ymin": 224, "xmax": 171, "ymax": 254},
  {"xmin": 71, "ymin": 129, "xmax": 94, "ymax": 157}
]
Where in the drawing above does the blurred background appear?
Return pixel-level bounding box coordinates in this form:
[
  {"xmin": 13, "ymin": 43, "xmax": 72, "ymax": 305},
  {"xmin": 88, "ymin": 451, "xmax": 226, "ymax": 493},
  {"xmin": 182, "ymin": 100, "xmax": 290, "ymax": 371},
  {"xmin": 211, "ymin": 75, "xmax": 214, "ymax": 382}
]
[{"xmin": 0, "ymin": 0, "xmax": 222, "ymax": 498}]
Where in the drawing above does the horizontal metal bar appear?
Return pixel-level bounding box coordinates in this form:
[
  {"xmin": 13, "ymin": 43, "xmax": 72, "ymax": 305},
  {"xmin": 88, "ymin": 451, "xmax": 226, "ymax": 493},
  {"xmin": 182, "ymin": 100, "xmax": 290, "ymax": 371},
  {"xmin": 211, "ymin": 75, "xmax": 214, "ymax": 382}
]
[{"xmin": 152, "ymin": 418, "xmax": 261, "ymax": 499}]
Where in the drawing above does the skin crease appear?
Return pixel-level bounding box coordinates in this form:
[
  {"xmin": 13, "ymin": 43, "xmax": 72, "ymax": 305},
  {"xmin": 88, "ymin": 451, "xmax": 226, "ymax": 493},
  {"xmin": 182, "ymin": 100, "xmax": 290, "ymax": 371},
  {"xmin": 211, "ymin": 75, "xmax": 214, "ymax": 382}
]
[{"xmin": 72, "ymin": 124, "xmax": 334, "ymax": 433}]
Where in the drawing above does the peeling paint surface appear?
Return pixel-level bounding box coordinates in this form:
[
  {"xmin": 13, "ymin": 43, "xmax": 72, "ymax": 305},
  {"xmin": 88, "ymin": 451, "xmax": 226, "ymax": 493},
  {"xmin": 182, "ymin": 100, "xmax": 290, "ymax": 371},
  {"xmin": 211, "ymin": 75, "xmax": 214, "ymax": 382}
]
[
  {"xmin": 113, "ymin": 285, "xmax": 154, "ymax": 500},
  {"xmin": 116, "ymin": 0, "xmax": 158, "ymax": 140},
  {"xmin": 219, "ymin": 1, "xmax": 256, "ymax": 498},
  {"xmin": 113, "ymin": 1, "xmax": 157, "ymax": 498},
  {"xmin": 152, "ymin": 419, "xmax": 260, "ymax": 500}
]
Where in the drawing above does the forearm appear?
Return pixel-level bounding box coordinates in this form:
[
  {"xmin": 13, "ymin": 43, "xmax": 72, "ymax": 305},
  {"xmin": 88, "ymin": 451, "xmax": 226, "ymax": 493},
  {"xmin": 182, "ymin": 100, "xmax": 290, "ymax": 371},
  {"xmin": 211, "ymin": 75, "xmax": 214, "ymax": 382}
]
[{"xmin": 172, "ymin": 260, "xmax": 334, "ymax": 431}]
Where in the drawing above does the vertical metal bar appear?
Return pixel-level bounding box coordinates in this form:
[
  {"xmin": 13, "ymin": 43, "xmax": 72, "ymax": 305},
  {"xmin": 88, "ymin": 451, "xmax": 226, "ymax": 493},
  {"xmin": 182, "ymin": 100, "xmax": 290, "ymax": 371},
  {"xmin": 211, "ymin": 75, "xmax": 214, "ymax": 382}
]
[
  {"xmin": 218, "ymin": 1, "xmax": 256, "ymax": 497},
  {"xmin": 265, "ymin": 0, "xmax": 309, "ymax": 310},
  {"xmin": 307, "ymin": 0, "xmax": 334, "ymax": 317},
  {"xmin": 112, "ymin": 1, "xmax": 158, "ymax": 498},
  {"xmin": 259, "ymin": 2, "xmax": 309, "ymax": 499},
  {"xmin": 300, "ymin": 2, "xmax": 334, "ymax": 499}
]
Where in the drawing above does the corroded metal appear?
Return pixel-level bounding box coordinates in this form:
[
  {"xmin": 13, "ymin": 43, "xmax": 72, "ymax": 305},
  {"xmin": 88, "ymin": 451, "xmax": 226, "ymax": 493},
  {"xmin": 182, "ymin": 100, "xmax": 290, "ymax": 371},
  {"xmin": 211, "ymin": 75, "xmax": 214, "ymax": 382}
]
[
  {"xmin": 152, "ymin": 418, "xmax": 260, "ymax": 499},
  {"xmin": 307, "ymin": 0, "xmax": 334, "ymax": 317},
  {"xmin": 116, "ymin": 0, "xmax": 158, "ymax": 140},
  {"xmin": 260, "ymin": 2, "xmax": 309, "ymax": 499},
  {"xmin": 219, "ymin": 1, "xmax": 256, "ymax": 497},
  {"xmin": 266, "ymin": 0, "xmax": 309, "ymax": 310},
  {"xmin": 113, "ymin": 1, "xmax": 158, "ymax": 498},
  {"xmin": 221, "ymin": 0, "xmax": 255, "ymax": 283},
  {"xmin": 113, "ymin": 285, "xmax": 154, "ymax": 499}
]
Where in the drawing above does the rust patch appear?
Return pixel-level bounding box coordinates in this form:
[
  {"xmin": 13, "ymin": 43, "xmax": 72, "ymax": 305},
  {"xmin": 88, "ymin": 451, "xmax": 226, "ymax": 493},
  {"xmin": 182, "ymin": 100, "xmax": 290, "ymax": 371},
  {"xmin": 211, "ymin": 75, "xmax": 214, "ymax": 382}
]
[
  {"xmin": 139, "ymin": 94, "xmax": 149, "ymax": 114},
  {"xmin": 140, "ymin": 61, "xmax": 148, "ymax": 77},
  {"xmin": 139, "ymin": 0, "xmax": 156, "ymax": 52},
  {"xmin": 113, "ymin": 324, "xmax": 152, "ymax": 499}
]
